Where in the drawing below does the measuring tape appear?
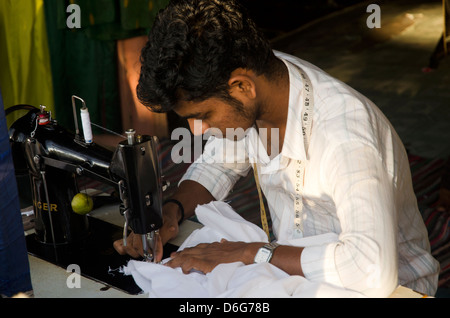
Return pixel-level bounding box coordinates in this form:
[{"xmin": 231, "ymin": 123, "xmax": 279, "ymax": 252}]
[
  {"xmin": 252, "ymin": 63, "xmax": 314, "ymax": 239},
  {"xmin": 293, "ymin": 65, "xmax": 314, "ymax": 235}
]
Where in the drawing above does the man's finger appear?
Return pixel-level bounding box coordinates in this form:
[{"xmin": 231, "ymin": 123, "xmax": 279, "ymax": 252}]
[
  {"xmin": 153, "ymin": 233, "xmax": 164, "ymax": 263},
  {"xmin": 113, "ymin": 239, "xmax": 126, "ymax": 255},
  {"xmin": 113, "ymin": 236, "xmax": 143, "ymax": 259}
]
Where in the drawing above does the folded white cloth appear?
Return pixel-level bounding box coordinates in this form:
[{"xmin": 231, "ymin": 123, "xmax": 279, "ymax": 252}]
[{"xmin": 123, "ymin": 201, "xmax": 364, "ymax": 298}]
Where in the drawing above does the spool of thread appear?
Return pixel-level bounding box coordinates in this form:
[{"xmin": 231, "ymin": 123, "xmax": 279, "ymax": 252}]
[
  {"xmin": 80, "ymin": 107, "xmax": 93, "ymax": 143},
  {"xmin": 38, "ymin": 113, "xmax": 49, "ymax": 125}
]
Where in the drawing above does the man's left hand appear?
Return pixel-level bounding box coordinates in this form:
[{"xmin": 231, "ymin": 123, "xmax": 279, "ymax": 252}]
[{"xmin": 165, "ymin": 239, "xmax": 262, "ymax": 274}]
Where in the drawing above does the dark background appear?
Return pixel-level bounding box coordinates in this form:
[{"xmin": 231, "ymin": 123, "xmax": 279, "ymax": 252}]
[{"xmin": 240, "ymin": 0, "xmax": 366, "ymax": 39}]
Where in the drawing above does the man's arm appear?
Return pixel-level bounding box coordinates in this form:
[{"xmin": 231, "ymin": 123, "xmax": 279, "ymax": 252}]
[
  {"xmin": 300, "ymin": 141, "xmax": 399, "ymax": 297},
  {"xmin": 166, "ymin": 180, "xmax": 216, "ymax": 222},
  {"xmin": 167, "ymin": 141, "xmax": 398, "ymax": 297},
  {"xmin": 166, "ymin": 240, "xmax": 305, "ymax": 276}
]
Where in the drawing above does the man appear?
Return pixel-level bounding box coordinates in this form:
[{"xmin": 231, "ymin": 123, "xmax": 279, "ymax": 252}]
[{"xmin": 114, "ymin": 0, "xmax": 439, "ymax": 297}]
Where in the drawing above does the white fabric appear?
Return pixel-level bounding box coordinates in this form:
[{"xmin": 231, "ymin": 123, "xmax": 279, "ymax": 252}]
[
  {"xmin": 179, "ymin": 51, "xmax": 439, "ymax": 296},
  {"xmin": 123, "ymin": 201, "xmax": 364, "ymax": 298}
]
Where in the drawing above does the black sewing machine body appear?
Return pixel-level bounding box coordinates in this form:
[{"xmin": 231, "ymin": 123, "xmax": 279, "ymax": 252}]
[{"xmin": 9, "ymin": 104, "xmax": 170, "ymax": 294}]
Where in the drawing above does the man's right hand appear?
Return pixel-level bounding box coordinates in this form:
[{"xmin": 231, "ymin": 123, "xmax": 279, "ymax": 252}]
[{"xmin": 113, "ymin": 202, "xmax": 182, "ymax": 262}]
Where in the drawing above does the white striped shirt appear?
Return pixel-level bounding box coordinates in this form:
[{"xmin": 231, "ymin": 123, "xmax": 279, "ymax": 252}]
[{"xmin": 180, "ymin": 51, "xmax": 439, "ymax": 297}]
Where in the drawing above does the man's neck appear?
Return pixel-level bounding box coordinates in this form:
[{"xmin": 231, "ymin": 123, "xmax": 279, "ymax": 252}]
[{"xmin": 255, "ymin": 59, "xmax": 290, "ymax": 157}]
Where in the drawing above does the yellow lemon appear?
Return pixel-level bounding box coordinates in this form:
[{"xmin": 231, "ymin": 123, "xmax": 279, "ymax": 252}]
[{"xmin": 71, "ymin": 193, "xmax": 93, "ymax": 215}]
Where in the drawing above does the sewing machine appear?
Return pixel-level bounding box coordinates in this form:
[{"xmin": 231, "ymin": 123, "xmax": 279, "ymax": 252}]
[{"xmin": 9, "ymin": 96, "xmax": 174, "ymax": 294}]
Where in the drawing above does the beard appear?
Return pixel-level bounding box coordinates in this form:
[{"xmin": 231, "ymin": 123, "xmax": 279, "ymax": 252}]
[{"xmin": 221, "ymin": 95, "xmax": 260, "ymax": 141}]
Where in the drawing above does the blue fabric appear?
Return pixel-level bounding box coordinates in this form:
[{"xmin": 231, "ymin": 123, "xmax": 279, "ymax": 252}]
[{"xmin": 0, "ymin": 88, "xmax": 32, "ymax": 297}]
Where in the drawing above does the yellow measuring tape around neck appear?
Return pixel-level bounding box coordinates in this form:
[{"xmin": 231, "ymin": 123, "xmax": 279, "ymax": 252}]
[{"xmin": 252, "ymin": 163, "xmax": 270, "ymax": 240}]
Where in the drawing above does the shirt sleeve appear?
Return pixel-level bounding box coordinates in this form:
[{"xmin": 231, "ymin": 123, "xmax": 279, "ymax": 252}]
[
  {"xmin": 301, "ymin": 141, "xmax": 399, "ymax": 297},
  {"xmin": 179, "ymin": 136, "xmax": 252, "ymax": 200}
]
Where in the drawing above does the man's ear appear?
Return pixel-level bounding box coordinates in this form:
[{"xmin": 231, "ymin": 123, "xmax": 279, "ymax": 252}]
[{"xmin": 228, "ymin": 69, "xmax": 257, "ymax": 100}]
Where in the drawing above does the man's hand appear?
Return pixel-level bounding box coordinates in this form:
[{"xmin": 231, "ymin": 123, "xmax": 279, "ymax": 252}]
[
  {"xmin": 165, "ymin": 239, "xmax": 262, "ymax": 274},
  {"xmin": 113, "ymin": 203, "xmax": 181, "ymax": 261},
  {"xmin": 113, "ymin": 231, "xmax": 146, "ymax": 259}
]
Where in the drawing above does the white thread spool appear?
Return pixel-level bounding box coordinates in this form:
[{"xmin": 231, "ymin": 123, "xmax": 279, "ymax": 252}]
[{"xmin": 80, "ymin": 107, "xmax": 93, "ymax": 143}]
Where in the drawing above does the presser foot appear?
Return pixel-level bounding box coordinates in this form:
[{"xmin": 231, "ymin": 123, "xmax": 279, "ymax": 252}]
[{"xmin": 142, "ymin": 230, "xmax": 160, "ymax": 263}]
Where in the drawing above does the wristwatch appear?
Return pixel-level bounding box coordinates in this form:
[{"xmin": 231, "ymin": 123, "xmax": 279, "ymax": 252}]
[{"xmin": 254, "ymin": 242, "xmax": 280, "ymax": 263}]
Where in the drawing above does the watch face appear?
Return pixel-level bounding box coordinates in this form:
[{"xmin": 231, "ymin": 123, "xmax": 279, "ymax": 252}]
[{"xmin": 255, "ymin": 247, "xmax": 272, "ymax": 263}]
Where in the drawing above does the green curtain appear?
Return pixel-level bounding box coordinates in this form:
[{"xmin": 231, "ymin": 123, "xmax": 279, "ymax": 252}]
[
  {"xmin": 55, "ymin": 0, "xmax": 167, "ymax": 41},
  {"xmin": 0, "ymin": 0, "xmax": 55, "ymax": 128},
  {"xmin": 43, "ymin": 0, "xmax": 169, "ymax": 133},
  {"xmin": 1, "ymin": 0, "xmax": 169, "ymax": 133}
]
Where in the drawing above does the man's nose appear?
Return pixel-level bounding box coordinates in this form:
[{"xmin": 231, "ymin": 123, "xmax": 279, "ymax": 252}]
[{"xmin": 188, "ymin": 119, "xmax": 210, "ymax": 136}]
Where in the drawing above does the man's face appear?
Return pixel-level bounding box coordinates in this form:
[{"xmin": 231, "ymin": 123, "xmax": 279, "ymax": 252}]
[{"xmin": 174, "ymin": 96, "xmax": 258, "ymax": 140}]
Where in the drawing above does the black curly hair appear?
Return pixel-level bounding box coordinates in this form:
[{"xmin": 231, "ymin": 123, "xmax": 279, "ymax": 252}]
[{"xmin": 137, "ymin": 0, "xmax": 278, "ymax": 113}]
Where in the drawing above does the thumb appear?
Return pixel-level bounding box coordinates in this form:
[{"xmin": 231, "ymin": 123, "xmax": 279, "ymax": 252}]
[{"xmin": 153, "ymin": 233, "xmax": 164, "ymax": 263}]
